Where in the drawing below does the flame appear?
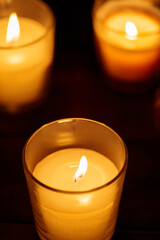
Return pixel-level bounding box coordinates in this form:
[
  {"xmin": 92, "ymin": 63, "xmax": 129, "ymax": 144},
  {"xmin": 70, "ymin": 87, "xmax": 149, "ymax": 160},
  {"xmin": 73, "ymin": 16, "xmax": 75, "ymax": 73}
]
[
  {"xmin": 6, "ymin": 13, "xmax": 20, "ymax": 43},
  {"xmin": 125, "ymin": 21, "xmax": 138, "ymax": 40},
  {"xmin": 73, "ymin": 156, "xmax": 88, "ymax": 183}
]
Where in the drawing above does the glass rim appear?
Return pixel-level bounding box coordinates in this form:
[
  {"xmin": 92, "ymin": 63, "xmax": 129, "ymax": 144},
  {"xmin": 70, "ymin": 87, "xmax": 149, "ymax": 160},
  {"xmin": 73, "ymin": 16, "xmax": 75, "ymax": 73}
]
[
  {"xmin": 0, "ymin": 0, "xmax": 56, "ymax": 50},
  {"xmin": 23, "ymin": 118, "xmax": 128, "ymax": 195},
  {"xmin": 92, "ymin": 0, "xmax": 160, "ymax": 37}
]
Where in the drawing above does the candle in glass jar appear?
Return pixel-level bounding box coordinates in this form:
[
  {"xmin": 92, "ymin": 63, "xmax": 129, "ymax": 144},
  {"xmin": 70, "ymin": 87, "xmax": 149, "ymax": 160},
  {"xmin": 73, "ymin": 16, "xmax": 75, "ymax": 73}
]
[
  {"xmin": 33, "ymin": 148, "xmax": 118, "ymax": 240},
  {"xmin": 92, "ymin": 1, "xmax": 160, "ymax": 82},
  {"xmin": 0, "ymin": 8, "xmax": 55, "ymax": 112}
]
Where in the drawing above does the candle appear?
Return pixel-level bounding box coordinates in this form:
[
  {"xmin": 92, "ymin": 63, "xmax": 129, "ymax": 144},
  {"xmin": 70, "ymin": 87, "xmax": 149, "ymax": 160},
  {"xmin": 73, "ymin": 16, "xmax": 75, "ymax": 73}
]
[
  {"xmin": 23, "ymin": 118, "xmax": 127, "ymax": 240},
  {"xmin": 33, "ymin": 148, "xmax": 118, "ymax": 240},
  {"xmin": 92, "ymin": 0, "xmax": 160, "ymax": 85},
  {"xmin": 0, "ymin": 0, "xmax": 55, "ymax": 113}
]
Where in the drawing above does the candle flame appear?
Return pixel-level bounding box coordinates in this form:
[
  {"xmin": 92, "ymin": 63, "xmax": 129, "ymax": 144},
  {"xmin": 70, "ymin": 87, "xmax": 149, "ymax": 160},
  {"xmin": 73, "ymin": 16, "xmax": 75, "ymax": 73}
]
[
  {"xmin": 125, "ymin": 21, "xmax": 138, "ymax": 40},
  {"xmin": 6, "ymin": 13, "xmax": 20, "ymax": 43},
  {"xmin": 73, "ymin": 156, "xmax": 88, "ymax": 183}
]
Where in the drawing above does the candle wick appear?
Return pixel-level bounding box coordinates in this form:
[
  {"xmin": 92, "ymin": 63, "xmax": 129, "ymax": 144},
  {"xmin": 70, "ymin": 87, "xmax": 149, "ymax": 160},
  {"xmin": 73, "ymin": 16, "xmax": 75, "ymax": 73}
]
[
  {"xmin": 8, "ymin": 38, "xmax": 18, "ymax": 46},
  {"xmin": 73, "ymin": 174, "xmax": 83, "ymax": 183}
]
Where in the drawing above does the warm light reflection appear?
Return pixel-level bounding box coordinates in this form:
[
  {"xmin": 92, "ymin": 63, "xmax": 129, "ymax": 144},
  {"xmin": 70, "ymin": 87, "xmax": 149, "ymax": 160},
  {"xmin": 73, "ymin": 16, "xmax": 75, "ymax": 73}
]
[
  {"xmin": 9, "ymin": 55, "xmax": 23, "ymax": 64},
  {"xmin": 125, "ymin": 21, "xmax": 138, "ymax": 40},
  {"xmin": 6, "ymin": 12, "xmax": 20, "ymax": 43},
  {"xmin": 73, "ymin": 156, "xmax": 88, "ymax": 183},
  {"xmin": 79, "ymin": 195, "xmax": 91, "ymax": 204}
]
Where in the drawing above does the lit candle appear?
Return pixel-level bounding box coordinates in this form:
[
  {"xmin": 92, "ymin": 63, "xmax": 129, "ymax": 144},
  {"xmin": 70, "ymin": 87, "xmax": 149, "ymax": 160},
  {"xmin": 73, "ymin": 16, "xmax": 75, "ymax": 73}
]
[
  {"xmin": 23, "ymin": 118, "xmax": 127, "ymax": 240},
  {"xmin": 33, "ymin": 148, "xmax": 118, "ymax": 240},
  {"xmin": 92, "ymin": 0, "xmax": 160, "ymax": 83},
  {"xmin": 0, "ymin": 0, "xmax": 55, "ymax": 113}
]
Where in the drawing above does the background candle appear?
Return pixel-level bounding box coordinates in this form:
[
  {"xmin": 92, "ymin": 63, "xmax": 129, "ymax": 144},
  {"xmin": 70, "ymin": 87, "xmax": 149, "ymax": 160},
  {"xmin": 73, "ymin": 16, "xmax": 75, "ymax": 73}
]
[
  {"xmin": 92, "ymin": 0, "xmax": 160, "ymax": 87},
  {"xmin": 0, "ymin": 0, "xmax": 55, "ymax": 113},
  {"xmin": 23, "ymin": 118, "xmax": 127, "ymax": 240}
]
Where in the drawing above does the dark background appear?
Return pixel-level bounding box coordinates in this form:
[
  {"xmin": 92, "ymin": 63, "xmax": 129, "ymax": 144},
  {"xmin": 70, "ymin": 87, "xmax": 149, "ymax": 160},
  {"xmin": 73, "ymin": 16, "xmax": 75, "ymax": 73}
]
[{"xmin": 1, "ymin": 0, "xmax": 160, "ymax": 239}]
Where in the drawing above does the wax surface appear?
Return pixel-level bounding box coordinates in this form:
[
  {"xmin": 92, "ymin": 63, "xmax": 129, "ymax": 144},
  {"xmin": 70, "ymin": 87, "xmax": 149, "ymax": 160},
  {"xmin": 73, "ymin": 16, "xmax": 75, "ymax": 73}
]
[
  {"xmin": 0, "ymin": 17, "xmax": 46, "ymax": 47},
  {"xmin": 96, "ymin": 9, "xmax": 160, "ymax": 50},
  {"xmin": 33, "ymin": 148, "xmax": 118, "ymax": 191},
  {"xmin": 106, "ymin": 11, "xmax": 159, "ymax": 33}
]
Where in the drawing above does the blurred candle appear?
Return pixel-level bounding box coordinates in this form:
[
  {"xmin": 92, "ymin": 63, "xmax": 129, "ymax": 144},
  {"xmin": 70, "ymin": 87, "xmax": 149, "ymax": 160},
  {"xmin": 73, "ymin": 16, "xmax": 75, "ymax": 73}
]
[
  {"xmin": 92, "ymin": 0, "xmax": 160, "ymax": 84},
  {"xmin": 0, "ymin": 0, "xmax": 55, "ymax": 113}
]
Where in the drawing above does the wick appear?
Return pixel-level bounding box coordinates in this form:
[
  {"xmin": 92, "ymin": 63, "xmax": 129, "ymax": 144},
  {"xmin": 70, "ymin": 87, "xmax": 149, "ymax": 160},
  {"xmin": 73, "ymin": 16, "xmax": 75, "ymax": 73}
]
[{"xmin": 73, "ymin": 174, "xmax": 83, "ymax": 183}]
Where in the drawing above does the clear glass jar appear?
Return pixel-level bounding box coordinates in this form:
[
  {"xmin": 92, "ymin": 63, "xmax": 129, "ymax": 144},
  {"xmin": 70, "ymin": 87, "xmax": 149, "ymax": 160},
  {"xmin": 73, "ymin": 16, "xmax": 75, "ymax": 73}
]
[{"xmin": 23, "ymin": 118, "xmax": 128, "ymax": 240}]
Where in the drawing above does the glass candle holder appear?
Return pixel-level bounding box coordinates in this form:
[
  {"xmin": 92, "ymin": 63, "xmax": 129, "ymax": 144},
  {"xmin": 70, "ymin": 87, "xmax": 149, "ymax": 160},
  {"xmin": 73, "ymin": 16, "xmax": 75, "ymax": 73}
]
[
  {"xmin": 23, "ymin": 118, "xmax": 128, "ymax": 240},
  {"xmin": 0, "ymin": 0, "xmax": 56, "ymax": 113},
  {"xmin": 92, "ymin": 0, "xmax": 160, "ymax": 92}
]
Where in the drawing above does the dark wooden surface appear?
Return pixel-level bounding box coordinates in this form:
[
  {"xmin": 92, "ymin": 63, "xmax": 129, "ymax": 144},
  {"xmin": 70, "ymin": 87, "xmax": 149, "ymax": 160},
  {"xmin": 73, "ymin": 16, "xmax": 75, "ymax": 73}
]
[{"xmin": 1, "ymin": 1, "xmax": 160, "ymax": 239}]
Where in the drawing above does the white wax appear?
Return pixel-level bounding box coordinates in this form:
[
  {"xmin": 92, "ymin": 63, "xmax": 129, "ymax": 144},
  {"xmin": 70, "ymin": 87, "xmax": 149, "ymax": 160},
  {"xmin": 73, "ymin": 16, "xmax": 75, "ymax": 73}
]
[
  {"xmin": 0, "ymin": 17, "xmax": 45, "ymax": 47},
  {"xmin": 33, "ymin": 148, "xmax": 118, "ymax": 191}
]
